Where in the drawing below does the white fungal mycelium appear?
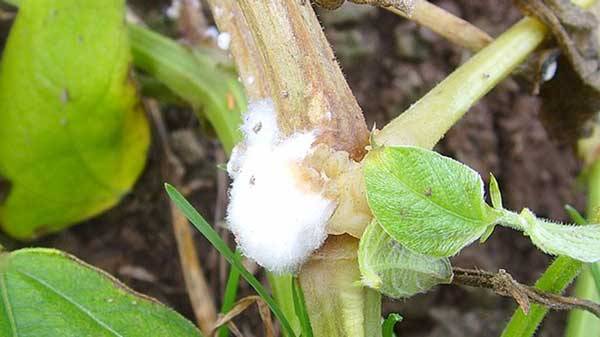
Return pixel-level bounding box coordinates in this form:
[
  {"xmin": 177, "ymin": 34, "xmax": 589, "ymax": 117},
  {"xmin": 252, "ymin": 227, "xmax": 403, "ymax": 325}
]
[
  {"xmin": 226, "ymin": 99, "xmax": 336, "ymax": 274},
  {"xmin": 217, "ymin": 32, "xmax": 232, "ymax": 50}
]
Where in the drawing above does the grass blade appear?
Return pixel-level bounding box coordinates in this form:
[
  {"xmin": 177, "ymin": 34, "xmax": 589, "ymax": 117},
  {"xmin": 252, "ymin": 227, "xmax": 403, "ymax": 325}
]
[
  {"xmin": 292, "ymin": 277, "xmax": 313, "ymax": 337},
  {"xmin": 565, "ymin": 205, "xmax": 587, "ymax": 225},
  {"xmin": 165, "ymin": 184, "xmax": 296, "ymax": 337},
  {"xmin": 218, "ymin": 251, "xmax": 241, "ymax": 337}
]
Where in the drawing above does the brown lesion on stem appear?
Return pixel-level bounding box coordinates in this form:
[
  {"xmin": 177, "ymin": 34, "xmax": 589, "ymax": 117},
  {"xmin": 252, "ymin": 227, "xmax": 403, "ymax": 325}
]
[
  {"xmin": 215, "ymin": 0, "xmax": 370, "ymax": 160},
  {"xmin": 205, "ymin": 0, "xmax": 271, "ymax": 100},
  {"xmin": 453, "ymin": 267, "xmax": 600, "ymax": 318}
]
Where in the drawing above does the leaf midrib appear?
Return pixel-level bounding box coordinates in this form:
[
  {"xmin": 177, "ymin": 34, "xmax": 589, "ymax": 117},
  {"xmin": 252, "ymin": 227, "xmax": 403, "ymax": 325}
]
[
  {"xmin": 377, "ymin": 153, "xmax": 487, "ymax": 227},
  {"xmin": 16, "ymin": 269, "xmax": 124, "ymax": 337}
]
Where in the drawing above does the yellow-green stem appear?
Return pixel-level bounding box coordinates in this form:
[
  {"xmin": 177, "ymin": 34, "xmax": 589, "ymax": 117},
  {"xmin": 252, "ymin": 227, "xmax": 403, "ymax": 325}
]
[{"xmin": 375, "ymin": 0, "xmax": 594, "ymax": 149}]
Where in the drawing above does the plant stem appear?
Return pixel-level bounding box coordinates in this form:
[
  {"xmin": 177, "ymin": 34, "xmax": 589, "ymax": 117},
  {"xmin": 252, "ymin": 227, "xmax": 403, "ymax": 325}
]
[
  {"xmin": 234, "ymin": 0, "xmax": 369, "ymax": 159},
  {"xmin": 205, "ymin": 0, "xmax": 271, "ymax": 100},
  {"xmin": 500, "ymin": 158, "xmax": 600, "ymax": 337},
  {"xmin": 210, "ymin": 1, "xmax": 379, "ymax": 337},
  {"xmin": 298, "ymin": 235, "xmax": 382, "ymax": 337},
  {"xmin": 375, "ymin": 0, "xmax": 594, "ymax": 149},
  {"xmin": 500, "ymin": 257, "xmax": 583, "ymax": 337},
  {"xmin": 565, "ymin": 159, "xmax": 600, "ymax": 337},
  {"xmin": 266, "ymin": 274, "xmax": 302, "ymax": 337},
  {"xmin": 386, "ymin": 0, "xmax": 493, "ymax": 52}
]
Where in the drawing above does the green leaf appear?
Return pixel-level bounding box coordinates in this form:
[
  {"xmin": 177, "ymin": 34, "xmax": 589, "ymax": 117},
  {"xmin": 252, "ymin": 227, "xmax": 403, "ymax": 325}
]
[
  {"xmin": 489, "ymin": 174, "xmax": 503, "ymax": 209},
  {"xmin": 164, "ymin": 184, "xmax": 297, "ymax": 337},
  {"xmin": 517, "ymin": 209, "xmax": 600, "ymax": 263},
  {"xmin": 0, "ymin": 248, "xmax": 201, "ymax": 337},
  {"xmin": 128, "ymin": 24, "xmax": 244, "ymax": 154},
  {"xmin": 363, "ymin": 146, "xmax": 495, "ymax": 257},
  {"xmin": 0, "ymin": 0, "xmax": 149, "ymax": 239},
  {"xmin": 358, "ymin": 221, "xmax": 453, "ymax": 298},
  {"xmin": 381, "ymin": 313, "xmax": 403, "ymax": 337}
]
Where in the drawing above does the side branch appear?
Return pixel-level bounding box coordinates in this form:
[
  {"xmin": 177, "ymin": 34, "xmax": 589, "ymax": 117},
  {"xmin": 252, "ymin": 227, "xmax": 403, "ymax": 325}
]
[{"xmin": 452, "ymin": 267, "xmax": 600, "ymax": 318}]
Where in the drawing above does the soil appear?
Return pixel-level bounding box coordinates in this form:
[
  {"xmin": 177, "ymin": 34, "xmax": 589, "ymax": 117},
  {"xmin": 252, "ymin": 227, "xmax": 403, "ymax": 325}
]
[{"xmin": 0, "ymin": 1, "xmax": 591, "ymax": 336}]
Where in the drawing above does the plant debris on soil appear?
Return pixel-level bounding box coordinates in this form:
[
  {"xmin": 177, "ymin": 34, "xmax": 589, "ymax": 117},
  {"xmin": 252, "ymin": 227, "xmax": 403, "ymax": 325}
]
[{"xmin": 0, "ymin": 1, "xmax": 590, "ymax": 336}]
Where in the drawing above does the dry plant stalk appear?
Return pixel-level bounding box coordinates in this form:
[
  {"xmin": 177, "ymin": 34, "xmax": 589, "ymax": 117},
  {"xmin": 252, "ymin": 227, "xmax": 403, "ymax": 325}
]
[
  {"xmin": 210, "ymin": 296, "xmax": 276, "ymax": 337},
  {"xmin": 146, "ymin": 99, "xmax": 218, "ymax": 335},
  {"xmin": 206, "ymin": 1, "xmax": 375, "ymax": 336},
  {"xmin": 213, "ymin": 0, "xmax": 370, "ymax": 159},
  {"xmin": 386, "ymin": 0, "xmax": 493, "ymax": 52},
  {"xmin": 453, "ymin": 267, "xmax": 600, "ymax": 318},
  {"xmin": 205, "ymin": 0, "xmax": 270, "ymax": 99}
]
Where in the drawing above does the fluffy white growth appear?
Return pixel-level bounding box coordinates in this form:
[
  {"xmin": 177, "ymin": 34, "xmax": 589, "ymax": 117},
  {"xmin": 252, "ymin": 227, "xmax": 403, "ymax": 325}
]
[
  {"xmin": 217, "ymin": 32, "xmax": 232, "ymax": 50},
  {"xmin": 226, "ymin": 99, "xmax": 335, "ymax": 273}
]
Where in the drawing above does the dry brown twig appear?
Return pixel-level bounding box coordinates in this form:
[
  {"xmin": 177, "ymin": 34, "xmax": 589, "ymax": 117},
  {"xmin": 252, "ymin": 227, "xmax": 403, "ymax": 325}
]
[
  {"xmin": 385, "ymin": 0, "xmax": 493, "ymax": 52},
  {"xmin": 146, "ymin": 99, "xmax": 218, "ymax": 335},
  {"xmin": 313, "ymin": 0, "xmax": 493, "ymax": 52},
  {"xmin": 209, "ymin": 296, "xmax": 276, "ymax": 337},
  {"xmin": 453, "ymin": 267, "xmax": 600, "ymax": 318}
]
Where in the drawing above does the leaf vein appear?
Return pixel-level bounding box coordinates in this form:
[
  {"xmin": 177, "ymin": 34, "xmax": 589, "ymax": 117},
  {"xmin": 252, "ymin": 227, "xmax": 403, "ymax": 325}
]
[
  {"xmin": 15, "ymin": 270, "xmax": 124, "ymax": 337},
  {"xmin": 0, "ymin": 273, "xmax": 19, "ymax": 337}
]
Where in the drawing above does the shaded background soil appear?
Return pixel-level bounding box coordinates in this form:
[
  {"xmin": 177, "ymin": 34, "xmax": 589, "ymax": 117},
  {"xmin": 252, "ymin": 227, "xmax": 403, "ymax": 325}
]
[{"xmin": 0, "ymin": 0, "xmax": 590, "ymax": 336}]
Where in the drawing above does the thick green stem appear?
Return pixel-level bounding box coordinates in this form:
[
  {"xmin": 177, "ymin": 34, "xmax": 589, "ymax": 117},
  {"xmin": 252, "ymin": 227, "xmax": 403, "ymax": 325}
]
[{"xmin": 375, "ymin": 0, "xmax": 594, "ymax": 149}]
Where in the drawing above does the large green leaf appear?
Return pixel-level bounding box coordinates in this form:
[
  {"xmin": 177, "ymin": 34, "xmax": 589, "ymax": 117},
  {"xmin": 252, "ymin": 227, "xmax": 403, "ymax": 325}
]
[
  {"xmin": 363, "ymin": 146, "xmax": 495, "ymax": 257},
  {"xmin": 0, "ymin": 248, "xmax": 201, "ymax": 337},
  {"xmin": 358, "ymin": 221, "xmax": 453, "ymax": 298},
  {"xmin": 0, "ymin": 0, "xmax": 150, "ymax": 239}
]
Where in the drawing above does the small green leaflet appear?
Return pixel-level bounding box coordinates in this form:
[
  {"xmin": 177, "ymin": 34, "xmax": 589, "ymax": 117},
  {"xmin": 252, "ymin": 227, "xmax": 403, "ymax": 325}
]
[
  {"xmin": 358, "ymin": 221, "xmax": 453, "ymax": 298},
  {"xmin": 364, "ymin": 146, "xmax": 600, "ymax": 263},
  {"xmin": 363, "ymin": 146, "xmax": 497, "ymax": 257},
  {"xmin": 512, "ymin": 209, "xmax": 600, "ymax": 263}
]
